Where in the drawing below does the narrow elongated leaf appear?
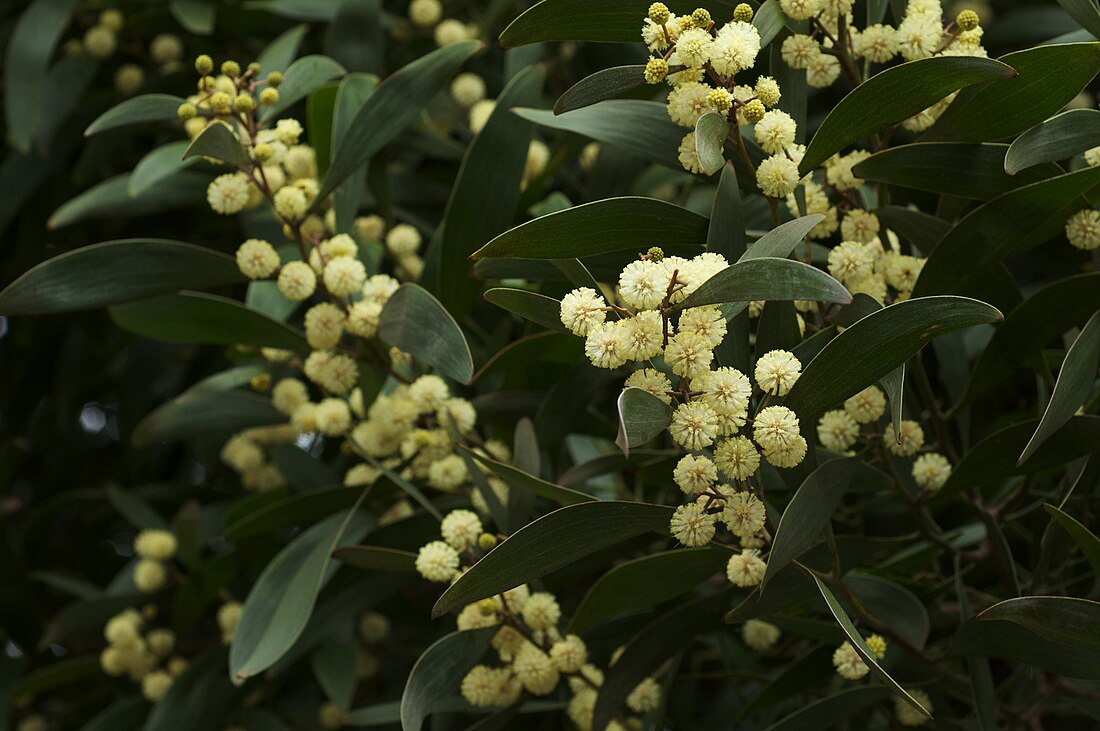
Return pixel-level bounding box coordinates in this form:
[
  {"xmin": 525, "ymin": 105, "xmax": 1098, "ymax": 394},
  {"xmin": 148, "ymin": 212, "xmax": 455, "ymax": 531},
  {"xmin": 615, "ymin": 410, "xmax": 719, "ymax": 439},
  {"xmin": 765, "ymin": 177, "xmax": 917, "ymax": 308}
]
[
  {"xmin": 1005, "ymin": 109, "xmax": 1100, "ymax": 174},
  {"xmin": 784, "ymin": 296, "xmax": 1002, "ymax": 418},
  {"xmin": 875, "ymin": 206, "xmax": 949, "ymax": 252},
  {"xmin": 400, "ymin": 628, "xmax": 495, "ymax": 731},
  {"xmin": 472, "ymin": 197, "xmax": 708, "ymax": 260},
  {"xmin": 799, "ymin": 56, "xmax": 1016, "ymax": 175},
  {"xmin": 979, "ymin": 596, "xmax": 1100, "ymax": 655},
  {"xmin": 332, "ymin": 546, "xmax": 417, "ymax": 572},
  {"xmin": 742, "ymin": 215, "xmax": 825, "ymax": 261},
  {"xmin": 257, "ymin": 23, "xmax": 309, "ymax": 74},
  {"xmin": 554, "ymin": 65, "xmax": 646, "ymax": 114},
  {"xmin": 852, "ymin": 143, "xmax": 1060, "ymax": 199},
  {"xmin": 184, "ymin": 122, "xmax": 251, "ymax": 168},
  {"xmin": 812, "ymin": 575, "xmax": 932, "ymax": 718},
  {"xmin": 766, "ymin": 686, "xmax": 892, "ymax": 731},
  {"xmin": 130, "ymin": 141, "xmax": 199, "ymax": 196},
  {"xmin": 230, "ymin": 506, "xmax": 373, "ymax": 681},
  {"xmin": 753, "ymin": 0, "xmax": 788, "ymax": 48},
  {"xmin": 499, "ymin": 0, "xmax": 739, "ymax": 46},
  {"xmin": 85, "ymin": 94, "xmax": 186, "ymax": 136},
  {"xmin": 0, "ymin": 240, "xmax": 243, "ymax": 316},
  {"xmin": 146, "ymin": 649, "xmax": 239, "ymax": 731},
  {"xmin": 763, "ymin": 458, "xmax": 857, "ymax": 588},
  {"xmin": 1044, "ymin": 504, "xmax": 1100, "ymax": 578},
  {"xmin": 110, "ymin": 292, "xmax": 308, "ymax": 350},
  {"xmin": 954, "ymin": 607, "xmax": 1100, "ymax": 680},
  {"xmin": 516, "ymin": 102, "xmax": 685, "ymax": 171},
  {"xmin": 319, "ymin": 41, "xmax": 479, "ymax": 201},
  {"xmin": 679, "ymin": 257, "xmax": 851, "ymax": 311},
  {"xmin": 465, "ymin": 448, "xmax": 595, "ymax": 505},
  {"xmin": 1019, "ymin": 311, "xmax": 1100, "ymax": 463},
  {"xmin": 134, "ymin": 375, "xmax": 281, "ymax": 447},
  {"xmin": 106, "ymin": 485, "xmax": 169, "ymax": 531},
  {"xmin": 615, "ymin": 387, "xmax": 673, "ymax": 454},
  {"xmin": 432, "ymin": 501, "xmax": 673, "ymax": 617},
  {"xmin": 378, "ymin": 284, "xmax": 474, "ymax": 384},
  {"xmin": 925, "ymin": 42, "xmax": 1100, "ymax": 143},
  {"xmin": 260, "ymin": 55, "xmax": 346, "ymax": 120},
  {"xmin": 694, "ymin": 112, "xmax": 729, "ymax": 175},
  {"xmin": 439, "ymin": 66, "xmax": 544, "ymax": 315},
  {"xmin": 170, "ymin": 0, "xmax": 215, "ymax": 34},
  {"xmin": 569, "ymin": 548, "xmax": 728, "ymax": 634},
  {"xmin": 845, "ymin": 573, "xmax": 930, "ymax": 649},
  {"xmin": 48, "ymin": 171, "xmax": 209, "ymax": 229},
  {"xmin": 1058, "ymin": 0, "xmax": 1100, "ymax": 37},
  {"xmin": 483, "ymin": 289, "xmax": 566, "ymax": 332},
  {"xmin": 312, "ymin": 641, "xmax": 358, "ymax": 709},
  {"xmin": 76, "ymin": 697, "xmax": 146, "ymax": 731},
  {"xmin": 5, "ymin": 0, "xmax": 80, "ymax": 151},
  {"xmin": 331, "ymin": 72, "xmax": 378, "ymax": 232}
]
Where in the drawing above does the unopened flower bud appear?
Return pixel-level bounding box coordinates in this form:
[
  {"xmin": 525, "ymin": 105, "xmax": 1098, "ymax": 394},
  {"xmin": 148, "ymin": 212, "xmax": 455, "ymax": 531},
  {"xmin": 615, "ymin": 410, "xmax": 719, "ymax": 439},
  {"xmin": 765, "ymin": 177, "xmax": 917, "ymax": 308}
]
[
  {"xmin": 956, "ymin": 9, "xmax": 979, "ymax": 31},
  {"xmin": 707, "ymin": 87, "xmax": 734, "ymax": 113},
  {"xmin": 234, "ymin": 93, "xmax": 255, "ymax": 113},
  {"xmin": 209, "ymin": 92, "xmax": 232, "ymax": 113},
  {"xmin": 691, "ymin": 8, "xmax": 712, "ymax": 27},
  {"xmin": 250, "ymin": 374, "xmax": 272, "ymax": 391},
  {"xmin": 646, "ymin": 246, "xmax": 665, "ymax": 261},
  {"xmin": 247, "ymin": 62, "xmax": 261, "ymax": 76},
  {"xmin": 177, "ymin": 103, "xmax": 197, "ymax": 120},
  {"xmin": 221, "ymin": 60, "xmax": 241, "ymax": 77},
  {"xmin": 259, "ymin": 87, "xmax": 279, "ymax": 106},
  {"xmin": 742, "ymin": 98, "xmax": 766, "ymax": 123},
  {"xmin": 733, "ymin": 3, "xmax": 754, "ymax": 22},
  {"xmin": 478, "ymin": 533, "xmax": 497, "ymax": 551},
  {"xmin": 266, "ymin": 71, "xmax": 283, "ymax": 87},
  {"xmin": 195, "ymin": 54, "xmax": 214, "ymax": 75},
  {"xmin": 477, "ymin": 598, "xmax": 497, "ymax": 616},
  {"xmin": 644, "ymin": 57, "xmax": 669, "ymax": 84},
  {"xmin": 648, "ymin": 2, "xmax": 670, "ymax": 24}
]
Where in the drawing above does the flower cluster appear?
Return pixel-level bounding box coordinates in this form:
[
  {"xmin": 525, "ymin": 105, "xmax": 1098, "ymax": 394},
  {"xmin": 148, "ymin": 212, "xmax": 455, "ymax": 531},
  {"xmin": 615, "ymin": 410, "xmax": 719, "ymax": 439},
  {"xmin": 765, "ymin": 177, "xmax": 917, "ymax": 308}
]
[
  {"xmin": 1065, "ymin": 151, "xmax": 1100, "ymax": 251},
  {"xmin": 130, "ymin": 529, "xmax": 177, "ymax": 593},
  {"xmin": 832, "ymin": 634, "xmax": 887, "ymax": 680},
  {"xmin": 99, "ymin": 607, "xmax": 186, "ymax": 702}
]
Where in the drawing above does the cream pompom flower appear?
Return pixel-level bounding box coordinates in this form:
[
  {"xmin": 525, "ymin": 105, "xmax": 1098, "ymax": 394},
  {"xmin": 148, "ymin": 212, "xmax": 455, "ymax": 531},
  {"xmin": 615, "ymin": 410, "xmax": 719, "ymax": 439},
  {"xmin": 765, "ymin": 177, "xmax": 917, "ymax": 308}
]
[
  {"xmin": 323, "ymin": 257, "xmax": 366, "ymax": 297},
  {"xmin": 560, "ymin": 287, "xmax": 607, "ymax": 335},
  {"xmin": 779, "ymin": 0, "xmax": 825, "ymax": 20},
  {"xmin": 441, "ymin": 509, "xmax": 483, "ymax": 550},
  {"xmin": 1066, "ymin": 209, "xmax": 1100, "ymax": 250},
  {"xmin": 696, "ymin": 366, "xmax": 751, "ymax": 425},
  {"xmin": 763, "ymin": 434, "xmax": 808, "ymax": 468},
  {"xmin": 666, "ymin": 82, "xmax": 713, "ymax": 127},
  {"xmin": 678, "ymin": 305, "xmax": 727, "ymax": 348},
  {"xmin": 895, "ymin": 689, "xmax": 933, "ymax": 726},
  {"xmin": 726, "ymin": 548, "xmax": 766, "ymax": 586},
  {"xmin": 346, "ymin": 300, "xmax": 383, "ymax": 338},
  {"xmin": 722, "ymin": 492, "xmax": 767, "ymax": 537},
  {"xmin": 670, "ymin": 401, "xmax": 720, "ymax": 450},
  {"xmin": 513, "ymin": 643, "xmax": 560, "ymax": 695},
  {"xmin": 714, "ymin": 435, "xmax": 760, "ymax": 479},
  {"xmin": 619, "ymin": 259, "xmax": 669, "ymax": 310},
  {"xmin": 781, "ymin": 34, "xmax": 821, "ymax": 69},
  {"xmin": 304, "ymin": 303, "xmax": 346, "ymax": 350},
  {"xmin": 664, "ymin": 332, "xmax": 714, "ymax": 379},
  {"xmin": 817, "ymin": 409, "xmax": 860, "ymax": 451},
  {"xmin": 627, "ymin": 677, "xmax": 662, "ymax": 713},
  {"xmin": 415, "ymin": 540, "xmax": 460, "ymax": 582},
  {"xmin": 844, "ymin": 385, "xmax": 887, "ymax": 423},
  {"xmin": 828, "ymin": 241, "xmax": 875, "ymax": 285},
  {"xmin": 207, "ymin": 173, "xmax": 251, "ymax": 215},
  {"xmin": 236, "ymin": 239, "xmax": 280, "ymax": 279},
  {"xmin": 674, "ymin": 454, "xmax": 718, "ymax": 494},
  {"xmin": 625, "ymin": 368, "xmax": 673, "ymax": 404},
  {"xmin": 710, "ymin": 21, "xmax": 761, "ymax": 76},
  {"xmin": 134, "ymin": 530, "xmax": 177, "ymax": 561},
  {"xmin": 461, "ymin": 665, "xmax": 506, "ymax": 707},
  {"xmin": 753, "ymin": 405, "xmax": 801, "ymax": 451},
  {"xmin": 585, "ymin": 322, "xmax": 628, "ymax": 369},
  {"xmin": 754, "ymin": 110, "xmax": 797, "ymax": 155},
  {"xmin": 806, "ymin": 53, "xmax": 841, "ymax": 88},
  {"xmin": 386, "ymin": 223, "xmax": 422, "ymax": 257},
  {"xmin": 885, "ymin": 419, "xmax": 925, "ymax": 456},
  {"xmin": 754, "ymin": 349, "xmax": 802, "ymax": 396},
  {"xmin": 619, "ymin": 311, "xmax": 664, "ymax": 361},
  {"xmin": 856, "ymin": 23, "xmax": 899, "ymax": 62},
  {"xmin": 669, "ymin": 502, "xmax": 717, "ymax": 546},
  {"xmin": 273, "ymin": 185, "xmax": 308, "ymax": 219},
  {"xmin": 362, "ymin": 273, "xmax": 400, "ymax": 305},
  {"xmin": 678, "ymin": 132, "xmax": 705, "ymax": 174},
  {"xmin": 742, "ymin": 619, "xmax": 781, "ymax": 651},
  {"xmin": 675, "ymin": 27, "xmax": 713, "ymax": 68},
  {"xmin": 521, "ymin": 592, "xmax": 561, "ymax": 630},
  {"xmin": 841, "ymin": 209, "xmax": 881, "ymax": 243},
  {"xmin": 833, "ymin": 641, "xmax": 869, "ymax": 679},
  {"xmin": 756, "ymin": 155, "xmax": 800, "ymax": 198},
  {"xmin": 912, "ymin": 452, "xmax": 951, "ymax": 492},
  {"xmin": 550, "ymin": 635, "xmax": 588, "ymax": 673}
]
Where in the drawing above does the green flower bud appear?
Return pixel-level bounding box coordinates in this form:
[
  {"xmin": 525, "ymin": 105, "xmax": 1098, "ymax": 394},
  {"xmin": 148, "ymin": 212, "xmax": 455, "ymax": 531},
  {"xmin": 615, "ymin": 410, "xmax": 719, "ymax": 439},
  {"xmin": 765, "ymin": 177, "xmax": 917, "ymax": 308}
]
[
  {"xmin": 266, "ymin": 71, "xmax": 283, "ymax": 87},
  {"xmin": 259, "ymin": 87, "xmax": 280, "ymax": 106},
  {"xmin": 176, "ymin": 103, "xmax": 197, "ymax": 120},
  {"xmin": 233, "ymin": 93, "xmax": 255, "ymax": 113},
  {"xmin": 742, "ymin": 98, "xmax": 766, "ymax": 124},
  {"xmin": 209, "ymin": 91, "xmax": 232, "ymax": 113},
  {"xmin": 476, "ymin": 598, "xmax": 498, "ymax": 616},
  {"xmin": 198, "ymin": 75, "xmax": 215, "ymax": 91},
  {"xmin": 646, "ymin": 246, "xmax": 665, "ymax": 262},
  {"xmin": 195, "ymin": 54, "xmax": 214, "ymax": 75},
  {"xmin": 648, "ymin": 2, "xmax": 670, "ymax": 24},
  {"xmin": 691, "ymin": 8, "xmax": 712, "ymax": 27},
  {"xmin": 644, "ymin": 57, "xmax": 669, "ymax": 84},
  {"xmin": 707, "ymin": 87, "xmax": 734, "ymax": 113},
  {"xmin": 247, "ymin": 62, "xmax": 261, "ymax": 76},
  {"xmin": 252, "ymin": 143, "xmax": 274, "ymax": 162},
  {"xmin": 221, "ymin": 60, "xmax": 241, "ymax": 77},
  {"xmin": 478, "ymin": 533, "xmax": 497, "ymax": 551},
  {"xmin": 956, "ymin": 9, "xmax": 979, "ymax": 31},
  {"xmin": 733, "ymin": 3, "xmax": 754, "ymax": 22}
]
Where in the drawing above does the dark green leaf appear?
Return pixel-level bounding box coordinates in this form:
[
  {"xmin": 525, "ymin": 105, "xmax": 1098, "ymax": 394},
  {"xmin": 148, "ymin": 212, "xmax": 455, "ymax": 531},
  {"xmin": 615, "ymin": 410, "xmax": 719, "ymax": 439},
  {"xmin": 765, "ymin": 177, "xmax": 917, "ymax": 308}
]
[
  {"xmin": 980, "ymin": 596, "xmax": 1100, "ymax": 656},
  {"xmin": 378, "ymin": 284, "xmax": 474, "ymax": 384},
  {"xmin": 765, "ymin": 686, "xmax": 892, "ymax": 731},
  {"xmin": 1058, "ymin": 0, "xmax": 1100, "ymax": 38},
  {"xmin": 473, "ymin": 196, "xmax": 708, "ymax": 260},
  {"xmin": 400, "ymin": 628, "xmax": 495, "ymax": 731},
  {"xmin": 1005, "ymin": 109, "xmax": 1100, "ymax": 174},
  {"xmin": 183, "ymin": 121, "xmax": 252, "ymax": 168},
  {"xmin": 483, "ymin": 288, "xmax": 566, "ymax": 332},
  {"xmin": 85, "ymin": 94, "xmax": 187, "ymax": 136},
  {"xmin": 48, "ymin": 171, "xmax": 209, "ymax": 229},
  {"xmin": 77, "ymin": 697, "xmax": 147, "ymax": 731},
  {"xmin": 432, "ymin": 501, "xmax": 673, "ymax": 617},
  {"xmin": 799, "ymin": 56, "xmax": 1016, "ymax": 175},
  {"xmin": 875, "ymin": 206, "xmax": 949, "ymax": 252},
  {"xmin": 500, "ymin": 1, "xmax": 740, "ymax": 46},
  {"xmin": 1044, "ymin": 504, "xmax": 1100, "ymax": 578},
  {"xmin": 742, "ymin": 215, "xmax": 825, "ymax": 261},
  {"xmin": 260, "ymin": 54, "xmax": 346, "ymax": 121},
  {"xmin": 753, "ymin": 0, "xmax": 788, "ymax": 48},
  {"xmin": 105, "ymin": 485, "xmax": 168, "ymax": 531},
  {"xmin": 925, "ymin": 42, "xmax": 1100, "ymax": 143},
  {"xmin": 274, "ymin": 443, "xmax": 339, "ymax": 490},
  {"xmin": 475, "ymin": 333, "xmax": 584, "ymax": 381},
  {"xmin": 954, "ymin": 604, "xmax": 1100, "ymax": 680},
  {"xmin": 679, "ymin": 257, "xmax": 851, "ymax": 311},
  {"xmin": 332, "ymin": 545, "xmax": 418, "ymax": 572},
  {"xmin": 0, "ymin": 240, "xmax": 242, "ymax": 316},
  {"xmin": 464, "ymin": 448, "xmax": 595, "ymax": 506},
  {"xmin": 145, "ymin": 649, "xmax": 239, "ymax": 731},
  {"xmin": 225, "ymin": 487, "xmax": 362, "ymax": 540},
  {"xmin": 170, "ymin": 0, "xmax": 215, "ymax": 34},
  {"xmin": 615, "ymin": 387, "xmax": 673, "ymax": 453},
  {"xmin": 230, "ymin": 505, "xmax": 373, "ymax": 681},
  {"xmin": 708, "ymin": 163, "xmax": 746, "ymax": 261},
  {"xmin": 331, "ymin": 72, "xmax": 378, "ymax": 232},
  {"xmin": 319, "ymin": 41, "xmax": 480, "ymax": 201},
  {"xmin": 130, "ymin": 141, "xmax": 200, "ymax": 197},
  {"xmin": 554, "ymin": 65, "xmax": 646, "ymax": 114},
  {"xmin": 845, "ymin": 572, "xmax": 930, "ymax": 650},
  {"xmin": 109, "ymin": 292, "xmax": 308, "ymax": 350},
  {"xmin": 694, "ymin": 112, "xmax": 729, "ymax": 176},
  {"xmin": 784, "ymin": 296, "xmax": 1003, "ymax": 418},
  {"xmin": 312, "ymin": 640, "xmax": 358, "ymax": 709},
  {"xmin": 257, "ymin": 23, "xmax": 309, "ymax": 75}
]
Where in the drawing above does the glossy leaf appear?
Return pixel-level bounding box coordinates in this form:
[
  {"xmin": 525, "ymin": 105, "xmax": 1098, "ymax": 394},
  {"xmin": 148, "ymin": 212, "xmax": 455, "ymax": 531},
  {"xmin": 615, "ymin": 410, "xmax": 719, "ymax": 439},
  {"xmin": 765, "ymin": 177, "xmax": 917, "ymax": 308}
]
[
  {"xmin": 400, "ymin": 628, "xmax": 495, "ymax": 731},
  {"xmin": 954, "ymin": 605, "xmax": 1100, "ymax": 680},
  {"xmin": 1019, "ymin": 311, "xmax": 1100, "ymax": 464},
  {"xmin": 569, "ymin": 548, "xmax": 727, "ymax": 634},
  {"xmin": 753, "ymin": 0, "xmax": 788, "ymax": 48},
  {"xmin": 229, "ymin": 506, "xmax": 373, "ymax": 681},
  {"xmin": 615, "ymin": 387, "xmax": 673, "ymax": 454},
  {"xmin": 331, "ymin": 72, "xmax": 378, "ymax": 232},
  {"xmin": 260, "ymin": 54, "xmax": 346, "ymax": 120},
  {"xmin": 799, "ymin": 56, "xmax": 1015, "ymax": 175},
  {"xmin": 109, "ymin": 292, "xmax": 308, "ymax": 351},
  {"xmin": 472, "ymin": 197, "xmax": 708, "ymax": 260},
  {"xmin": 0, "ymin": 240, "xmax": 243, "ymax": 316},
  {"xmin": 763, "ymin": 458, "xmax": 857, "ymax": 588},
  {"xmin": 694, "ymin": 112, "xmax": 729, "ymax": 176},
  {"xmin": 742, "ymin": 215, "xmax": 825, "ymax": 261},
  {"xmin": 1005, "ymin": 109, "xmax": 1100, "ymax": 174},
  {"xmin": 1058, "ymin": 0, "xmax": 1100, "ymax": 38},
  {"xmin": 554, "ymin": 65, "xmax": 646, "ymax": 114},
  {"xmin": 378, "ymin": 284, "xmax": 474, "ymax": 384},
  {"xmin": 464, "ymin": 448, "xmax": 595, "ymax": 505},
  {"xmin": 332, "ymin": 546, "xmax": 417, "ymax": 572},
  {"xmin": 85, "ymin": 94, "xmax": 186, "ymax": 136},
  {"xmin": 875, "ymin": 206, "xmax": 949, "ymax": 252},
  {"xmin": 483, "ymin": 288, "xmax": 566, "ymax": 332},
  {"xmin": 852, "ymin": 143, "xmax": 1060, "ymax": 199},
  {"xmin": 48, "ymin": 172, "xmax": 209, "ymax": 229},
  {"xmin": 1044, "ymin": 504, "xmax": 1100, "ymax": 578},
  {"xmin": 766, "ymin": 686, "xmax": 892, "ymax": 731},
  {"xmin": 925, "ymin": 42, "xmax": 1100, "ymax": 143},
  {"xmin": 225, "ymin": 487, "xmax": 362, "ymax": 541},
  {"xmin": 679, "ymin": 257, "xmax": 852, "ymax": 311},
  {"xmin": 183, "ymin": 121, "xmax": 252, "ymax": 168},
  {"xmin": 432, "ymin": 501, "xmax": 673, "ymax": 617},
  {"xmin": 319, "ymin": 41, "xmax": 479, "ymax": 201},
  {"xmin": 981, "ymin": 596, "xmax": 1100, "ymax": 655},
  {"xmin": 130, "ymin": 141, "xmax": 200, "ymax": 197},
  {"xmin": 784, "ymin": 296, "xmax": 1003, "ymax": 418},
  {"xmin": 499, "ymin": 0, "xmax": 739, "ymax": 46}
]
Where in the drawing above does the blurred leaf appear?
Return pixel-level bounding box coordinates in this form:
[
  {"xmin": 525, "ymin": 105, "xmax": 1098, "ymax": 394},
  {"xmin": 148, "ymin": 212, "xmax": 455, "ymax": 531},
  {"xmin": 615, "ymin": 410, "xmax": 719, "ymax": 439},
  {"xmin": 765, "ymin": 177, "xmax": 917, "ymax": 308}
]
[
  {"xmin": 739, "ymin": 646, "xmax": 833, "ymax": 722},
  {"xmin": 812, "ymin": 574, "xmax": 932, "ymax": 719},
  {"xmin": 554, "ymin": 65, "xmax": 646, "ymax": 114},
  {"xmin": 983, "ymin": 596, "xmax": 1100, "ymax": 655},
  {"xmin": 439, "ymin": 65, "xmax": 544, "ymax": 315},
  {"xmin": 694, "ymin": 112, "xmax": 729, "ymax": 176},
  {"xmin": 260, "ymin": 55, "xmax": 346, "ymax": 121},
  {"xmin": 0, "ymin": 240, "xmax": 242, "ymax": 316},
  {"xmin": 1005, "ymin": 109, "xmax": 1100, "ymax": 174},
  {"xmin": 325, "ymin": 0, "xmax": 383, "ymax": 74},
  {"xmin": 77, "ymin": 697, "xmax": 147, "ymax": 731},
  {"xmin": 400, "ymin": 628, "xmax": 495, "ymax": 731},
  {"xmin": 1058, "ymin": 0, "xmax": 1100, "ymax": 37},
  {"xmin": 954, "ymin": 604, "xmax": 1100, "ymax": 680},
  {"xmin": 433, "ymin": 501, "xmax": 673, "ymax": 617},
  {"xmin": 225, "ymin": 487, "xmax": 363, "ymax": 540},
  {"xmin": 170, "ymin": 0, "xmax": 215, "ymax": 34},
  {"xmin": 845, "ymin": 573, "xmax": 930, "ymax": 650},
  {"xmin": 742, "ymin": 215, "xmax": 825, "ymax": 260},
  {"xmin": 230, "ymin": 505, "xmax": 373, "ymax": 681},
  {"xmin": 247, "ymin": 280, "xmax": 298, "ymax": 321},
  {"xmin": 916, "ymin": 166, "xmax": 1100, "ymax": 297},
  {"xmin": 48, "ymin": 171, "xmax": 208, "ymax": 229},
  {"xmin": 473, "ymin": 196, "xmax": 708, "ymax": 259},
  {"xmin": 765, "ymin": 686, "xmax": 892, "ymax": 731},
  {"xmin": 246, "ymin": 0, "xmax": 341, "ymax": 20},
  {"xmin": 615, "ymin": 387, "xmax": 673, "ymax": 454},
  {"xmin": 85, "ymin": 94, "xmax": 187, "ymax": 136},
  {"xmin": 708, "ymin": 163, "xmax": 746, "ymax": 261},
  {"xmin": 130, "ymin": 141, "xmax": 200, "ymax": 197},
  {"xmin": 106, "ymin": 485, "xmax": 169, "ymax": 531},
  {"xmin": 110, "ymin": 292, "xmax": 308, "ymax": 350},
  {"xmin": 679, "ymin": 257, "xmax": 851, "ymax": 311},
  {"xmin": 875, "ymin": 206, "xmax": 949, "ymax": 252},
  {"xmin": 10, "ymin": 656, "xmax": 100, "ymax": 701},
  {"xmin": 332, "ymin": 545, "xmax": 417, "ymax": 572},
  {"xmin": 3, "ymin": 0, "xmax": 80, "ymax": 152},
  {"xmin": 799, "ymin": 56, "xmax": 1015, "ymax": 175},
  {"xmin": 30, "ymin": 572, "xmax": 102, "ymax": 601},
  {"xmin": 184, "ymin": 122, "xmax": 252, "ymax": 168},
  {"xmin": 784, "ymin": 296, "xmax": 1002, "ymax": 418},
  {"xmin": 331, "ymin": 73, "xmax": 378, "ymax": 232},
  {"xmin": 925, "ymin": 42, "xmax": 1100, "ymax": 143},
  {"xmin": 313, "ymin": 640, "xmax": 358, "ymax": 709},
  {"xmin": 763, "ymin": 458, "xmax": 857, "ymax": 588},
  {"xmin": 274, "ymin": 443, "xmax": 339, "ymax": 490},
  {"xmin": 464, "ymin": 448, "xmax": 595, "ymax": 505},
  {"xmin": 39, "ymin": 593, "xmax": 145, "ymax": 646},
  {"xmin": 483, "ymin": 288, "xmax": 566, "ymax": 332},
  {"xmin": 145, "ymin": 649, "xmax": 239, "ymax": 731},
  {"xmin": 320, "ymin": 41, "xmax": 480, "ymax": 200},
  {"xmin": 475, "ymin": 332, "xmax": 584, "ymax": 381},
  {"xmin": 569, "ymin": 548, "xmax": 727, "ymax": 634},
  {"xmin": 1020, "ymin": 311, "xmax": 1100, "ymax": 464},
  {"xmin": 257, "ymin": 23, "xmax": 309, "ymax": 74},
  {"xmin": 753, "ymin": 0, "xmax": 788, "ymax": 47},
  {"xmin": 852, "ymin": 143, "xmax": 1060, "ymax": 199},
  {"xmin": 1044, "ymin": 504, "xmax": 1100, "ymax": 578},
  {"xmin": 378, "ymin": 284, "xmax": 474, "ymax": 383}
]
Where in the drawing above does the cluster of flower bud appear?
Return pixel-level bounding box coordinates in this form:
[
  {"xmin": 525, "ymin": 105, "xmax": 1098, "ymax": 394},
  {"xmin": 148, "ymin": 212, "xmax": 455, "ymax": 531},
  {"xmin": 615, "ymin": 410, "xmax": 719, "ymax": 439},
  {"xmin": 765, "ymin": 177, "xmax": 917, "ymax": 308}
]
[
  {"xmin": 131, "ymin": 529, "xmax": 177, "ymax": 593},
  {"xmin": 99, "ymin": 607, "xmax": 186, "ymax": 702}
]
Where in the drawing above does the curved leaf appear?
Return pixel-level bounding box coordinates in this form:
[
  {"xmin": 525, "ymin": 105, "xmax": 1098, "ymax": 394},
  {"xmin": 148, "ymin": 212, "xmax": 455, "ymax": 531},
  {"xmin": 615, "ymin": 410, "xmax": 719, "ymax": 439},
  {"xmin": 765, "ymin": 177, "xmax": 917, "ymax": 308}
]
[
  {"xmin": 0, "ymin": 240, "xmax": 243, "ymax": 316},
  {"xmin": 472, "ymin": 196, "xmax": 708, "ymax": 260},
  {"xmin": 784, "ymin": 296, "xmax": 1003, "ymax": 419},
  {"xmin": 765, "ymin": 686, "xmax": 892, "ymax": 731},
  {"xmin": 980, "ymin": 596, "xmax": 1100, "ymax": 656},
  {"xmin": 77, "ymin": 697, "xmax": 147, "ymax": 731},
  {"xmin": 464, "ymin": 448, "xmax": 595, "ymax": 506},
  {"xmin": 615, "ymin": 387, "xmax": 673, "ymax": 454},
  {"xmin": 694, "ymin": 112, "xmax": 729, "ymax": 176},
  {"xmin": 954, "ymin": 605, "xmax": 1100, "ymax": 680},
  {"xmin": 257, "ymin": 23, "xmax": 309, "ymax": 75},
  {"xmin": 84, "ymin": 94, "xmax": 187, "ymax": 136},
  {"xmin": 679, "ymin": 257, "xmax": 851, "ymax": 311},
  {"xmin": 184, "ymin": 122, "xmax": 251, "ymax": 168},
  {"xmin": 483, "ymin": 288, "xmax": 566, "ymax": 332},
  {"xmin": 742, "ymin": 214, "xmax": 825, "ymax": 260},
  {"xmin": 499, "ymin": 0, "xmax": 739, "ymax": 46},
  {"xmin": 400, "ymin": 628, "xmax": 495, "ymax": 731},
  {"xmin": 845, "ymin": 573, "xmax": 930, "ymax": 650},
  {"xmin": 332, "ymin": 546, "xmax": 417, "ymax": 572},
  {"xmin": 225, "ymin": 488, "xmax": 361, "ymax": 541},
  {"xmin": 432, "ymin": 501, "xmax": 673, "ymax": 617},
  {"xmin": 260, "ymin": 54, "xmax": 346, "ymax": 120},
  {"xmin": 145, "ymin": 649, "xmax": 239, "ymax": 731},
  {"xmin": 378, "ymin": 284, "xmax": 474, "ymax": 384},
  {"xmin": 130, "ymin": 141, "xmax": 200, "ymax": 196},
  {"xmin": 1058, "ymin": 0, "xmax": 1100, "ymax": 37},
  {"xmin": 1005, "ymin": 109, "xmax": 1100, "ymax": 174},
  {"xmin": 170, "ymin": 0, "xmax": 215, "ymax": 35},
  {"xmin": 48, "ymin": 171, "xmax": 209, "ymax": 229},
  {"xmin": 799, "ymin": 56, "xmax": 1016, "ymax": 175},
  {"xmin": 554, "ymin": 65, "xmax": 646, "ymax": 114},
  {"xmin": 1044, "ymin": 504, "xmax": 1100, "ymax": 578},
  {"xmin": 925, "ymin": 42, "xmax": 1100, "ymax": 143},
  {"xmin": 109, "ymin": 292, "xmax": 308, "ymax": 350},
  {"xmin": 230, "ymin": 505, "xmax": 373, "ymax": 681}
]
